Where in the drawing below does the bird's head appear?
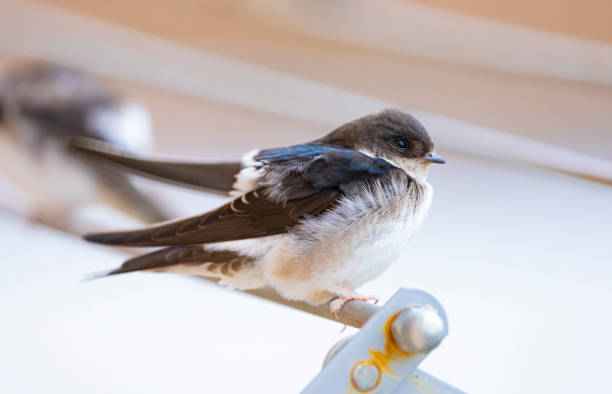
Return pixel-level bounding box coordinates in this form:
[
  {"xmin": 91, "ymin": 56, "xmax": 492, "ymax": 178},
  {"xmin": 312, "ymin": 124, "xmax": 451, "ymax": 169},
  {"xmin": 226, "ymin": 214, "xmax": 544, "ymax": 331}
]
[{"xmin": 319, "ymin": 109, "xmax": 445, "ymax": 180}]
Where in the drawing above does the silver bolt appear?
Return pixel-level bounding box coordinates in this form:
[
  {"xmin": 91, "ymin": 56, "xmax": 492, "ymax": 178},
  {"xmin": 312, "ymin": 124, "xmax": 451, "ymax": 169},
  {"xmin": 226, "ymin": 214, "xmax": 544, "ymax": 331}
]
[
  {"xmin": 351, "ymin": 361, "xmax": 380, "ymax": 392},
  {"xmin": 390, "ymin": 305, "xmax": 447, "ymax": 353}
]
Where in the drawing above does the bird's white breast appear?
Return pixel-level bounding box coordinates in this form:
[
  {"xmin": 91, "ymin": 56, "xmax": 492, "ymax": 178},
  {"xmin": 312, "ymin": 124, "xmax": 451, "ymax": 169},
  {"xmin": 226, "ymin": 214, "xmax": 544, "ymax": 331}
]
[
  {"xmin": 262, "ymin": 175, "xmax": 433, "ymax": 302},
  {"xmin": 311, "ymin": 180, "xmax": 432, "ymax": 289}
]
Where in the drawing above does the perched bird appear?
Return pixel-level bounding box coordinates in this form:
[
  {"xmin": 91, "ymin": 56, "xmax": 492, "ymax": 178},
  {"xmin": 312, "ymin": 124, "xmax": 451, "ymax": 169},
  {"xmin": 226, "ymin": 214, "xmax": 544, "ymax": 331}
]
[
  {"xmin": 0, "ymin": 61, "xmax": 168, "ymax": 228},
  {"xmin": 74, "ymin": 110, "xmax": 445, "ymax": 312}
]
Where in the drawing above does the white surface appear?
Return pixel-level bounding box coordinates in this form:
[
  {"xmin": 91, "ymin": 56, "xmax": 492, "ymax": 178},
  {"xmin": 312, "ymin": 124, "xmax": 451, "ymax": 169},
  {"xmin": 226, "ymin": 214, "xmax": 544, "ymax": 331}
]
[
  {"xmin": 0, "ymin": 215, "xmax": 344, "ymax": 394},
  {"xmin": 1, "ymin": 153, "xmax": 610, "ymax": 393}
]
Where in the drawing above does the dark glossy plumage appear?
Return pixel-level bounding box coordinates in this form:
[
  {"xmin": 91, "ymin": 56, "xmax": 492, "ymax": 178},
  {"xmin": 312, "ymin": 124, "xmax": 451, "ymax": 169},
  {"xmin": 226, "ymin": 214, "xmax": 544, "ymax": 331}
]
[
  {"xmin": 318, "ymin": 109, "xmax": 433, "ymax": 158},
  {"xmin": 84, "ymin": 147, "xmax": 406, "ymax": 247}
]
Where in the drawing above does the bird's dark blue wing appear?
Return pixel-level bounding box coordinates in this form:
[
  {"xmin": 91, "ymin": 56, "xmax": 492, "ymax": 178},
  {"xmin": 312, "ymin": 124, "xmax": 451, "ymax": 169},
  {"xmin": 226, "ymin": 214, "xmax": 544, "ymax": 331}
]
[
  {"xmin": 258, "ymin": 144, "xmax": 402, "ymax": 200},
  {"xmin": 256, "ymin": 143, "xmax": 330, "ymax": 163},
  {"xmin": 302, "ymin": 150, "xmax": 395, "ymax": 190}
]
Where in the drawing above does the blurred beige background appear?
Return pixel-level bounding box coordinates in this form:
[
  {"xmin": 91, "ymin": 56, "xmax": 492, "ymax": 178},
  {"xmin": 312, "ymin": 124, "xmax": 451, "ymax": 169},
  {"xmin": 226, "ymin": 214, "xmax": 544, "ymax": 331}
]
[{"xmin": 37, "ymin": 0, "xmax": 612, "ymax": 153}]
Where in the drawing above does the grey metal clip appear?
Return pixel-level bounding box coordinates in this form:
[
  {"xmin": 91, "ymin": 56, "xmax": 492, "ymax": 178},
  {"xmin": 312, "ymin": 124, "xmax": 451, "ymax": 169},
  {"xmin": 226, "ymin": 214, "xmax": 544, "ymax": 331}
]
[{"xmin": 304, "ymin": 288, "xmax": 464, "ymax": 393}]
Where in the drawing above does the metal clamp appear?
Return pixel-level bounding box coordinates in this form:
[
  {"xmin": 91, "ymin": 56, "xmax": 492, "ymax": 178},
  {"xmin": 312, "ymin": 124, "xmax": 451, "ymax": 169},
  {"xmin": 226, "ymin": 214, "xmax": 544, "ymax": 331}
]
[{"xmin": 304, "ymin": 288, "xmax": 463, "ymax": 393}]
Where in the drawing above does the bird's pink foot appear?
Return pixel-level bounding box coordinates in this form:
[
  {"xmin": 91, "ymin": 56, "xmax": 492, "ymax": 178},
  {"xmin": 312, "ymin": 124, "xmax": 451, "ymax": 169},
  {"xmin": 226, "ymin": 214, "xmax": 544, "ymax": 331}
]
[
  {"xmin": 329, "ymin": 285, "xmax": 378, "ymax": 314},
  {"xmin": 329, "ymin": 295, "xmax": 379, "ymax": 314}
]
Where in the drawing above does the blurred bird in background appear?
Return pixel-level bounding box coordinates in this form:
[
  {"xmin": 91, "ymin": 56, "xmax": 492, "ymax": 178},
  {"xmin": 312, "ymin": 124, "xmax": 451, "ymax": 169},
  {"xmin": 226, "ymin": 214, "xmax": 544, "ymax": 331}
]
[
  {"xmin": 0, "ymin": 61, "xmax": 169, "ymax": 230},
  {"xmin": 73, "ymin": 110, "xmax": 444, "ymax": 312}
]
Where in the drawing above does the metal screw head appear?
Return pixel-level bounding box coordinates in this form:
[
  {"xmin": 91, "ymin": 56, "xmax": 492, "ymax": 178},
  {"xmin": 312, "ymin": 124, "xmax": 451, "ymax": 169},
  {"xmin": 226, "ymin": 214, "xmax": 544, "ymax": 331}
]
[
  {"xmin": 390, "ymin": 305, "xmax": 447, "ymax": 353},
  {"xmin": 351, "ymin": 361, "xmax": 381, "ymax": 392}
]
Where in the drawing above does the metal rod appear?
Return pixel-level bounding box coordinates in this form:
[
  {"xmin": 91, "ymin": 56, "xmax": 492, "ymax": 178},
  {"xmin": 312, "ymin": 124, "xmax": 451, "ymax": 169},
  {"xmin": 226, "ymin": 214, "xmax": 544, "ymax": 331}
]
[{"xmin": 196, "ymin": 277, "xmax": 380, "ymax": 328}]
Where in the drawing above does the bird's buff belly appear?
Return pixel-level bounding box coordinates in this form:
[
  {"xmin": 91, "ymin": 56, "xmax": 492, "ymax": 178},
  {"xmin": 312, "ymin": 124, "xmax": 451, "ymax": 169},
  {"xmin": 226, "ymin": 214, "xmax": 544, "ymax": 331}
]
[{"xmin": 263, "ymin": 219, "xmax": 411, "ymax": 304}]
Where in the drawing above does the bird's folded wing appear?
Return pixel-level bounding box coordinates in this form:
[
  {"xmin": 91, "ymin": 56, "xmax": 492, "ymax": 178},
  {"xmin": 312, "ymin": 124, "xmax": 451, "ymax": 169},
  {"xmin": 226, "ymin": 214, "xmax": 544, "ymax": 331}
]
[
  {"xmin": 107, "ymin": 245, "xmax": 250, "ymax": 275},
  {"xmin": 69, "ymin": 137, "xmax": 241, "ymax": 193},
  {"xmin": 84, "ymin": 147, "xmax": 406, "ymax": 247},
  {"xmin": 84, "ymin": 187, "xmax": 340, "ymax": 246}
]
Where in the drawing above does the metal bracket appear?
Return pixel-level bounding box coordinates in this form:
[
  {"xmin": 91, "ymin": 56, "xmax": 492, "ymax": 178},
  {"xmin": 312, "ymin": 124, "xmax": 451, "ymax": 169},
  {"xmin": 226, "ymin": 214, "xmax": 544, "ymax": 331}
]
[{"xmin": 303, "ymin": 288, "xmax": 464, "ymax": 393}]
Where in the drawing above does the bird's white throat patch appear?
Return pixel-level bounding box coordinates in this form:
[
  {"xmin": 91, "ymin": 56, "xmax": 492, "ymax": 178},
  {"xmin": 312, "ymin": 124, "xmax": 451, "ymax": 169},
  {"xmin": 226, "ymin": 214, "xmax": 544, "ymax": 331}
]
[{"xmin": 357, "ymin": 148, "xmax": 431, "ymax": 182}]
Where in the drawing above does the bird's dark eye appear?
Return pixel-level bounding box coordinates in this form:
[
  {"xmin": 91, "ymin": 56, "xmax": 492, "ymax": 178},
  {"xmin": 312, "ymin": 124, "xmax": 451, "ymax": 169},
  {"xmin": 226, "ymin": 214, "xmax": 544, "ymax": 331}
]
[{"xmin": 395, "ymin": 138, "xmax": 408, "ymax": 149}]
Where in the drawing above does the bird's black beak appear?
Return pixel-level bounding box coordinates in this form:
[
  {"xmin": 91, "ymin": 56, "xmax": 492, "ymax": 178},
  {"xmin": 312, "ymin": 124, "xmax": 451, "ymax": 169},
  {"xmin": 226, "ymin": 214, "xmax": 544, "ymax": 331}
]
[{"xmin": 423, "ymin": 152, "xmax": 445, "ymax": 164}]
